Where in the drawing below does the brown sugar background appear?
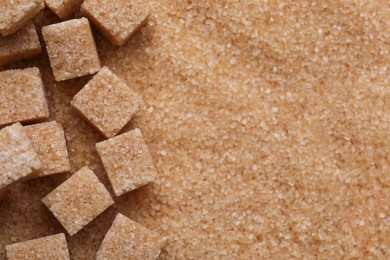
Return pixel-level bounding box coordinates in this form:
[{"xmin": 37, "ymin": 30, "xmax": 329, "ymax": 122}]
[{"xmin": 1, "ymin": 0, "xmax": 389, "ymax": 259}]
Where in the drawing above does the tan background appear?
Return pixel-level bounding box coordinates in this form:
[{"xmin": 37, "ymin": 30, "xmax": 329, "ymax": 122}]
[{"xmin": 1, "ymin": 0, "xmax": 389, "ymax": 259}]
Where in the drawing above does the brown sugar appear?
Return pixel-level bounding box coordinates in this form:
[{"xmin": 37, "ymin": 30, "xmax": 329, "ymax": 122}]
[
  {"xmin": 97, "ymin": 213, "xmax": 166, "ymax": 260},
  {"xmin": 45, "ymin": 0, "xmax": 85, "ymax": 19},
  {"xmin": 25, "ymin": 121, "xmax": 70, "ymax": 178},
  {"xmin": 0, "ymin": 0, "xmax": 44, "ymax": 37},
  {"xmin": 0, "ymin": 22, "xmax": 41, "ymax": 66},
  {"xmin": 0, "ymin": 123, "xmax": 42, "ymax": 192},
  {"xmin": 6, "ymin": 233, "xmax": 70, "ymax": 260},
  {"xmin": 71, "ymin": 66, "xmax": 141, "ymax": 138},
  {"xmin": 81, "ymin": 0, "xmax": 149, "ymax": 46},
  {"xmin": 42, "ymin": 18, "xmax": 101, "ymax": 81},
  {"xmin": 0, "ymin": 1, "xmax": 389, "ymax": 259},
  {"xmin": 96, "ymin": 128, "xmax": 157, "ymax": 197},
  {"xmin": 0, "ymin": 67, "xmax": 49, "ymax": 127},
  {"xmin": 42, "ymin": 166, "xmax": 114, "ymax": 236}
]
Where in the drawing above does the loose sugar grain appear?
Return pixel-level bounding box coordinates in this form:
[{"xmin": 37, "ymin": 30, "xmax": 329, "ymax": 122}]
[
  {"xmin": 25, "ymin": 121, "xmax": 70, "ymax": 177},
  {"xmin": 42, "ymin": 18, "xmax": 101, "ymax": 81},
  {"xmin": 42, "ymin": 166, "xmax": 114, "ymax": 236},
  {"xmin": 81, "ymin": 0, "xmax": 149, "ymax": 46},
  {"xmin": 0, "ymin": 22, "xmax": 41, "ymax": 66},
  {"xmin": 0, "ymin": 67, "xmax": 49, "ymax": 126},
  {"xmin": 96, "ymin": 128, "xmax": 158, "ymax": 196},
  {"xmin": 0, "ymin": 123, "xmax": 42, "ymax": 192},
  {"xmin": 71, "ymin": 66, "xmax": 141, "ymax": 138},
  {"xmin": 6, "ymin": 233, "xmax": 70, "ymax": 260},
  {"xmin": 97, "ymin": 213, "xmax": 166, "ymax": 260},
  {"xmin": 45, "ymin": 0, "xmax": 84, "ymax": 19},
  {"xmin": 0, "ymin": 0, "xmax": 44, "ymax": 37}
]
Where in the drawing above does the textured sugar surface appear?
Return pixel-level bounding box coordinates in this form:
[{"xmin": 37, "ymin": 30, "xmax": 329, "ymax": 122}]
[
  {"xmin": 0, "ymin": 22, "xmax": 41, "ymax": 66},
  {"xmin": 0, "ymin": 0, "xmax": 44, "ymax": 36},
  {"xmin": 25, "ymin": 121, "xmax": 70, "ymax": 177},
  {"xmin": 96, "ymin": 128, "xmax": 157, "ymax": 196},
  {"xmin": 1, "ymin": 1, "xmax": 390, "ymax": 259},
  {"xmin": 0, "ymin": 123, "xmax": 42, "ymax": 191},
  {"xmin": 6, "ymin": 233, "xmax": 70, "ymax": 260},
  {"xmin": 42, "ymin": 18, "xmax": 101, "ymax": 81},
  {"xmin": 0, "ymin": 67, "xmax": 49, "ymax": 126},
  {"xmin": 42, "ymin": 166, "xmax": 114, "ymax": 236},
  {"xmin": 71, "ymin": 66, "xmax": 141, "ymax": 138},
  {"xmin": 45, "ymin": 0, "xmax": 85, "ymax": 19},
  {"xmin": 97, "ymin": 213, "xmax": 166, "ymax": 260},
  {"xmin": 81, "ymin": 0, "xmax": 149, "ymax": 46}
]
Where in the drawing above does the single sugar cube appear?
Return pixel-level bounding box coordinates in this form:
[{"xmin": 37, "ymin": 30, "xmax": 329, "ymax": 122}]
[
  {"xmin": 0, "ymin": 67, "xmax": 49, "ymax": 127},
  {"xmin": 42, "ymin": 18, "xmax": 101, "ymax": 81},
  {"xmin": 97, "ymin": 213, "xmax": 166, "ymax": 260},
  {"xmin": 6, "ymin": 233, "xmax": 70, "ymax": 260},
  {"xmin": 25, "ymin": 121, "xmax": 71, "ymax": 177},
  {"xmin": 0, "ymin": 123, "xmax": 42, "ymax": 192},
  {"xmin": 42, "ymin": 166, "xmax": 114, "ymax": 235},
  {"xmin": 45, "ymin": 0, "xmax": 84, "ymax": 19},
  {"xmin": 71, "ymin": 67, "xmax": 141, "ymax": 138},
  {"xmin": 96, "ymin": 128, "xmax": 158, "ymax": 197},
  {"xmin": 0, "ymin": 0, "xmax": 45, "ymax": 37},
  {"xmin": 0, "ymin": 22, "xmax": 41, "ymax": 66},
  {"xmin": 81, "ymin": 0, "xmax": 149, "ymax": 46}
]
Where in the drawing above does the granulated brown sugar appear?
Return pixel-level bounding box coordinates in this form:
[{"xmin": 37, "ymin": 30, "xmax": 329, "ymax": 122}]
[
  {"xmin": 6, "ymin": 233, "xmax": 70, "ymax": 260},
  {"xmin": 0, "ymin": 0, "xmax": 389, "ymax": 259}
]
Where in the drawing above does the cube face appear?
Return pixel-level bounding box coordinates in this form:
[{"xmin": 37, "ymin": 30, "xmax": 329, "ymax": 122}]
[
  {"xmin": 45, "ymin": 0, "xmax": 85, "ymax": 19},
  {"xmin": 0, "ymin": 22, "xmax": 41, "ymax": 66},
  {"xmin": 97, "ymin": 213, "xmax": 166, "ymax": 260},
  {"xmin": 0, "ymin": 123, "xmax": 42, "ymax": 191},
  {"xmin": 0, "ymin": 67, "xmax": 49, "ymax": 126},
  {"xmin": 0, "ymin": 0, "xmax": 44, "ymax": 37},
  {"xmin": 42, "ymin": 166, "xmax": 114, "ymax": 236},
  {"xmin": 25, "ymin": 121, "xmax": 71, "ymax": 177},
  {"xmin": 6, "ymin": 233, "xmax": 70, "ymax": 260},
  {"xmin": 71, "ymin": 67, "xmax": 141, "ymax": 138},
  {"xmin": 96, "ymin": 129, "xmax": 157, "ymax": 197},
  {"xmin": 81, "ymin": 0, "xmax": 149, "ymax": 46},
  {"xmin": 42, "ymin": 18, "xmax": 101, "ymax": 81}
]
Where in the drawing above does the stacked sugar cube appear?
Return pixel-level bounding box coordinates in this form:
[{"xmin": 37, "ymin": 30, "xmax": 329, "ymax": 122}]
[{"xmin": 1, "ymin": 0, "xmax": 167, "ymax": 259}]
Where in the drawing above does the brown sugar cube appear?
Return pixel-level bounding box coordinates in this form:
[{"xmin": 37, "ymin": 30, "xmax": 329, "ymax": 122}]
[
  {"xmin": 25, "ymin": 121, "xmax": 71, "ymax": 177},
  {"xmin": 0, "ymin": 123, "xmax": 42, "ymax": 192},
  {"xmin": 42, "ymin": 166, "xmax": 114, "ymax": 235},
  {"xmin": 71, "ymin": 67, "xmax": 141, "ymax": 138},
  {"xmin": 45, "ymin": 0, "xmax": 84, "ymax": 19},
  {"xmin": 0, "ymin": 22, "xmax": 41, "ymax": 66},
  {"xmin": 0, "ymin": 0, "xmax": 44, "ymax": 37},
  {"xmin": 81, "ymin": 0, "xmax": 149, "ymax": 46},
  {"xmin": 96, "ymin": 128, "xmax": 157, "ymax": 197},
  {"xmin": 97, "ymin": 213, "xmax": 166, "ymax": 260},
  {"xmin": 6, "ymin": 233, "xmax": 70, "ymax": 260},
  {"xmin": 0, "ymin": 67, "xmax": 49, "ymax": 126},
  {"xmin": 42, "ymin": 18, "xmax": 101, "ymax": 81}
]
